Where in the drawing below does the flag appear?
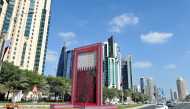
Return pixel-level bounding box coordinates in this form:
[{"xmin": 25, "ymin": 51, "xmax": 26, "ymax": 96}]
[{"xmin": 2, "ymin": 39, "xmax": 11, "ymax": 60}]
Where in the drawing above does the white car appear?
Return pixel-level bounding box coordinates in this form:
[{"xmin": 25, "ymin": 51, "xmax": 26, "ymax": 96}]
[{"xmin": 155, "ymin": 104, "xmax": 168, "ymax": 109}]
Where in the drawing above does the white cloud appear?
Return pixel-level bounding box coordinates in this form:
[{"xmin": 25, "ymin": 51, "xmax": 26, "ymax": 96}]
[
  {"xmin": 46, "ymin": 49, "xmax": 58, "ymax": 62},
  {"xmin": 109, "ymin": 13, "xmax": 139, "ymax": 33},
  {"xmin": 141, "ymin": 32, "xmax": 174, "ymax": 44},
  {"xmin": 58, "ymin": 32, "xmax": 76, "ymax": 41},
  {"xmin": 134, "ymin": 61, "xmax": 152, "ymax": 69},
  {"xmin": 58, "ymin": 32, "xmax": 78, "ymax": 46},
  {"xmin": 165, "ymin": 64, "xmax": 176, "ymax": 69}
]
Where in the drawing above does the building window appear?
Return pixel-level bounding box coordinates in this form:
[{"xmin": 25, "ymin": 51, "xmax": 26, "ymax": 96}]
[{"xmin": 20, "ymin": 42, "xmax": 27, "ymax": 66}]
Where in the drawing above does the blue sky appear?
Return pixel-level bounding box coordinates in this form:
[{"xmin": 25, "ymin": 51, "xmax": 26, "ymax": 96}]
[{"xmin": 45, "ymin": 0, "xmax": 190, "ymax": 94}]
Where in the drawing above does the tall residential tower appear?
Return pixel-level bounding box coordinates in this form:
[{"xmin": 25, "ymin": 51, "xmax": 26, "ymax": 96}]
[
  {"xmin": 0, "ymin": 0, "xmax": 8, "ymax": 57},
  {"xmin": 0, "ymin": 0, "xmax": 51, "ymax": 74}
]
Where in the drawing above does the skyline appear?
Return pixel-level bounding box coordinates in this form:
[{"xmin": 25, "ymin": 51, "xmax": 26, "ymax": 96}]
[{"xmin": 45, "ymin": 0, "xmax": 190, "ymax": 94}]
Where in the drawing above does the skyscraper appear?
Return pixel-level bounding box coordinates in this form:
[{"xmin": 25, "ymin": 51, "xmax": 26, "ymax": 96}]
[
  {"xmin": 57, "ymin": 45, "xmax": 73, "ymax": 79},
  {"xmin": 57, "ymin": 46, "xmax": 67, "ymax": 77},
  {"xmin": 0, "ymin": 0, "xmax": 51, "ymax": 74},
  {"xmin": 103, "ymin": 36, "xmax": 122, "ymax": 90},
  {"xmin": 146, "ymin": 77, "xmax": 154, "ymax": 102},
  {"xmin": 121, "ymin": 55, "xmax": 133, "ymax": 90},
  {"xmin": 174, "ymin": 91, "xmax": 178, "ymax": 100},
  {"xmin": 140, "ymin": 77, "xmax": 155, "ymax": 103},
  {"xmin": 0, "ymin": 0, "xmax": 8, "ymax": 34},
  {"xmin": 0, "ymin": 0, "xmax": 8, "ymax": 59},
  {"xmin": 133, "ymin": 85, "xmax": 140, "ymax": 93},
  {"xmin": 140, "ymin": 77, "xmax": 146, "ymax": 94},
  {"xmin": 176, "ymin": 77, "xmax": 188, "ymax": 100},
  {"xmin": 170, "ymin": 89, "xmax": 174, "ymax": 101}
]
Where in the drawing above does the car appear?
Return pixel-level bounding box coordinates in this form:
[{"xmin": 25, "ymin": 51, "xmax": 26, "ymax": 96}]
[
  {"xmin": 166, "ymin": 101, "xmax": 176, "ymax": 107},
  {"xmin": 155, "ymin": 103, "xmax": 168, "ymax": 109}
]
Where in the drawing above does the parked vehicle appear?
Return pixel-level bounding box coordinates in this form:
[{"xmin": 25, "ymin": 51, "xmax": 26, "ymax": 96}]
[
  {"xmin": 155, "ymin": 103, "xmax": 168, "ymax": 109},
  {"xmin": 166, "ymin": 101, "xmax": 176, "ymax": 107}
]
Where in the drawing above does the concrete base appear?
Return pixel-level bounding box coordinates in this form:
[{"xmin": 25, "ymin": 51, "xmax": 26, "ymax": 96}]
[{"xmin": 50, "ymin": 104, "xmax": 117, "ymax": 109}]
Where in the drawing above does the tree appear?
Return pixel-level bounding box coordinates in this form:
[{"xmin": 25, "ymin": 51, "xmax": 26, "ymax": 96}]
[
  {"xmin": 0, "ymin": 61, "xmax": 71, "ymax": 102},
  {"xmin": 131, "ymin": 92, "xmax": 149, "ymax": 103},
  {"xmin": 0, "ymin": 62, "xmax": 29, "ymax": 100},
  {"xmin": 0, "ymin": 62, "xmax": 49, "ymax": 101},
  {"xmin": 185, "ymin": 95, "xmax": 190, "ymax": 101},
  {"xmin": 123, "ymin": 89, "xmax": 133, "ymax": 100},
  {"xmin": 22, "ymin": 70, "xmax": 50, "ymax": 94},
  {"xmin": 47, "ymin": 76, "xmax": 71, "ymax": 101},
  {"xmin": 103, "ymin": 87, "xmax": 119, "ymax": 102},
  {"xmin": 0, "ymin": 83, "xmax": 8, "ymax": 93}
]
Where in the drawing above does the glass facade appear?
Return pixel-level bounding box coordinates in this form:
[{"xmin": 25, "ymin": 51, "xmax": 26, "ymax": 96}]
[
  {"xmin": 42, "ymin": 13, "xmax": 50, "ymax": 73},
  {"xmin": 34, "ymin": 9, "xmax": 46, "ymax": 71},
  {"xmin": 121, "ymin": 56, "xmax": 133, "ymax": 90},
  {"xmin": 56, "ymin": 47, "xmax": 73, "ymax": 79},
  {"xmin": 0, "ymin": 0, "xmax": 4, "ymax": 14},
  {"xmin": 104, "ymin": 37, "xmax": 121, "ymax": 89},
  {"xmin": 66, "ymin": 50, "xmax": 73, "ymax": 79},
  {"xmin": 2, "ymin": 0, "xmax": 15, "ymax": 33},
  {"xmin": 56, "ymin": 46, "xmax": 67, "ymax": 77},
  {"xmin": 24, "ymin": 0, "xmax": 35, "ymax": 37},
  {"xmin": 20, "ymin": 42, "xmax": 27, "ymax": 66}
]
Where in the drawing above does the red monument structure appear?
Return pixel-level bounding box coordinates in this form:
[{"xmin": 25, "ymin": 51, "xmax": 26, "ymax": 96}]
[
  {"xmin": 72, "ymin": 43, "xmax": 103, "ymax": 106},
  {"xmin": 51, "ymin": 43, "xmax": 117, "ymax": 109}
]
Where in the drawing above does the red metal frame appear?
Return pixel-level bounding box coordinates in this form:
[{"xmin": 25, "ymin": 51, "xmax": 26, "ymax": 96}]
[{"xmin": 71, "ymin": 43, "xmax": 103, "ymax": 106}]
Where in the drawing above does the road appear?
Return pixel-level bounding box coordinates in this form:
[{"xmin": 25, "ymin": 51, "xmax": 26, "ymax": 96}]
[{"xmin": 140, "ymin": 103, "xmax": 190, "ymax": 109}]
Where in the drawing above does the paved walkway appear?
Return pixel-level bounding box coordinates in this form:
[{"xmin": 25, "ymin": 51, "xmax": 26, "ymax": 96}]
[{"xmin": 0, "ymin": 104, "xmax": 49, "ymax": 109}]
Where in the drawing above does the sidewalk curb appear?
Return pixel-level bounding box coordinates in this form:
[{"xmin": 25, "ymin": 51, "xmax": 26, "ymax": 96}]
[{"xmin": 126, "ymin": 104, "xmax": 153, "ymax": 109}]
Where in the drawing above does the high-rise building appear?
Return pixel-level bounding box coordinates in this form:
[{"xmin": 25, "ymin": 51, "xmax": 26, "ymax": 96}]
[
  {"xmin": 176, "ymin": 77, "xmax": 188, "ymax": 100},
  {"xmin": 174, "ymin": 91, "xmax": 178, "ymax": 100},
  {"xmin": 56, "ymin": 45, "xmax": 73, "ymax": 79},
  {"xmin": 154, "ymin": 85, "xmax": 160, "ymax": 103},
  {"xmin": 103, "ymin": 36, "xmax": 122, "ymax": 90},
  {"xmin": 0, "ymin": 0, "xmax": 51, "ymax": 74},
  {"xmin": 121, "ymin": 55, "xmax": 133, "ymax": 90},
  {"xmin": 0, "ymin": 0, "xmax": 8, "ymax": 34},
  {"xmin": 140, "ymin": 77, "xmax": 155, "ymax": 102},
  {"xmin": 146, "ymin": 77, "xmax": 154, "ymax": 102},
  {"xmin": 65, "ymin": 50, "xmax": 73, "ymax": 78},
  {"xmin": 133, "ymin": 85, "xmax": 140, "ymax": 93},
  {"xmin": 0, "ymin": 0, "xmax": 8, "ymax": 61},
  {"xmin": 170, "ymin": 89, "xmax": 174, "ymax": 101},
  {"xmin": 140, "ymin": 77, "xmax": 146, "ymax": 94},
  {"xmin": 57, "ymin": 46, "xmax": 67, "ymax": 77}
]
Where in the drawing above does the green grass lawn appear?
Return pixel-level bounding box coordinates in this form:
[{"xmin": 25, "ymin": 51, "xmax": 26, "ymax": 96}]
[{"xmin": 118, "ymin": 104, "xmax": 143, "ymax": 109}]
